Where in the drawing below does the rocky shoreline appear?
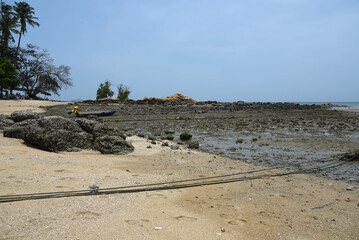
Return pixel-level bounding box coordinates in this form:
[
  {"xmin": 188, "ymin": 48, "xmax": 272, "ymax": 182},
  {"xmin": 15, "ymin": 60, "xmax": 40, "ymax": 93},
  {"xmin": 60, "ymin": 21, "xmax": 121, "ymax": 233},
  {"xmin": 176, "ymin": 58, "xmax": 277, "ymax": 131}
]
[{"xmin": 38, "ymin": 101, "xmax": 359, "ymax": 184}]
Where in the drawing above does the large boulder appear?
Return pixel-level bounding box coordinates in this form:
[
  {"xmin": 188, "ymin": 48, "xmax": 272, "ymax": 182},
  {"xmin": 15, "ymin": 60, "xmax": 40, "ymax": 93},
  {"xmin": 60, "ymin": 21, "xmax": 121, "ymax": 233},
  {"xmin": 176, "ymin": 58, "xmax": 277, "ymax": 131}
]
[
  {"xmin": 94, "ymin": 136, "xmax": 134, "ymax": 155},
  {"xmin": 9, "ymin": 110, "xmax": 41, "ymax": 123},
  {"xmin": 3, "ymin": 115, "xmax": 134, "ymax": 155},
  {"xmin": 37, "ymin": 116, "xmax": 83, "ymax": 132},
  {"xmin": 3, "ymin": 119, "xmax": 38, "ymax": 138},
  {"xmin": 0, "ymin": 114, "xmax": 14, "ymax": 130},
  {"xmin": 22, "ymin": 124, "xmax": 93, "ymax": 152}
]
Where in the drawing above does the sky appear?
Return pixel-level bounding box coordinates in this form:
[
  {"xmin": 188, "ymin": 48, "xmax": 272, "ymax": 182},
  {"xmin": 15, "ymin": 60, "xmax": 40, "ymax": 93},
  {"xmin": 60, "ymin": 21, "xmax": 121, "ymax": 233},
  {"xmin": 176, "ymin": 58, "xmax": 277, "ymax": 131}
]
[{"xmin": 8, "ymin": 0, "xmax": 359, "ymax": 102}]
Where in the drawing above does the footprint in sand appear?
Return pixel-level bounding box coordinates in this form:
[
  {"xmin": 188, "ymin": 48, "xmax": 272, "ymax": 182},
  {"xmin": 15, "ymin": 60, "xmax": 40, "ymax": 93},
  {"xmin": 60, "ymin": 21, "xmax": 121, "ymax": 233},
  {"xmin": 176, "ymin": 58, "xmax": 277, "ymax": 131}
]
[
  {"xmin": 76, "ymin": 211, "xmax": 101, "ymax": 217},
  {"xmin": 125, "ymin": 220, "xmax": 138, "ymax": 225},
  {"xmin": 175, "ymin": 215, "xmax": 197, "ymax": 222},
  {"xmin": 227, "ymin": 219, "xmax": 247, "ymax": 225}
]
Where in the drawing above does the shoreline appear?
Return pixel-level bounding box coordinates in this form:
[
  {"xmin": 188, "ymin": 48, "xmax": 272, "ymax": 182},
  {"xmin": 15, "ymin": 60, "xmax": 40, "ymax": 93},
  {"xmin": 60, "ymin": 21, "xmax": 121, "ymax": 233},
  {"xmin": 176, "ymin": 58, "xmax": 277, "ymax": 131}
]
[{"xmin": 1, "ymin": 99, "xmax": 358, "ymax": 239}]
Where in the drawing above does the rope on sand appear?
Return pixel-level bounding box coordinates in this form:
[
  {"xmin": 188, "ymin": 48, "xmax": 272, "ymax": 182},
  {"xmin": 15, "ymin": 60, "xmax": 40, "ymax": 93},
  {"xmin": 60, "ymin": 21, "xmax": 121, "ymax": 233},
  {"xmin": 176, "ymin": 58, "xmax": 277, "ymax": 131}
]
[{"xmin": 0, "ymin": 158, "xmax": 347, "ymax": 203}]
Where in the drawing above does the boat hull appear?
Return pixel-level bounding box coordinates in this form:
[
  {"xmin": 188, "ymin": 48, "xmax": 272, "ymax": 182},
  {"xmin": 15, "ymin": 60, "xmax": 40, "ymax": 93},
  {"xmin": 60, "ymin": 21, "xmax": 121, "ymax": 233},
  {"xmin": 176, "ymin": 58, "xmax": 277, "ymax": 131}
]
[{"xmin": 75, "ymin": 111, "xmax": 116, "ymax": 117}]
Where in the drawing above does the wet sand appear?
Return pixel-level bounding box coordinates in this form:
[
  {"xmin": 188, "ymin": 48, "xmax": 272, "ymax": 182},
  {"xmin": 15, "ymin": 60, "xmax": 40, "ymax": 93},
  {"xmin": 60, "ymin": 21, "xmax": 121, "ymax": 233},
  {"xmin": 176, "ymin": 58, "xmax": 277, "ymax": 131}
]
[{"xmin": 1, "ymin": 100, "xmax": 358, "ymax": 239}]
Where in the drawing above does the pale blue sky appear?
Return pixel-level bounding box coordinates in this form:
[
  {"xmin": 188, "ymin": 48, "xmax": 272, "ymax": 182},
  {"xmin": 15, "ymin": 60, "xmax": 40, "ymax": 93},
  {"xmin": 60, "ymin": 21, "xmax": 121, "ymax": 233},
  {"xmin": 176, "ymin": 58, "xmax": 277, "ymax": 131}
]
[{"xmin": 11, "ymin": 0, "xmax": 359, "ymax": 101}]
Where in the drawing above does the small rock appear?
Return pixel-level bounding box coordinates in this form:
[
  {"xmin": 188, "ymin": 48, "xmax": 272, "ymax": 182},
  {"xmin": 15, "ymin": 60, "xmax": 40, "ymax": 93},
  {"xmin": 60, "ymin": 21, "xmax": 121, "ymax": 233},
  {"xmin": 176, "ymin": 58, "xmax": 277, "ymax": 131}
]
[
  {"xmin": 180, "ymin": 132, "xmax": 192, "ymax": 141},
  {"xmin": 170, "ymin": 145, "xmax": 180, "ymax": 150},
  {"xmin": 162, "ymin": 142, "xmax": 169, "ymax": 147},
  {"xmin": 346, "ymin": 186, "xmax": 355, "ymax": 191},
  {"xmin": 188, "ymin": 141, "xmax": 199, "ymax": 149}
]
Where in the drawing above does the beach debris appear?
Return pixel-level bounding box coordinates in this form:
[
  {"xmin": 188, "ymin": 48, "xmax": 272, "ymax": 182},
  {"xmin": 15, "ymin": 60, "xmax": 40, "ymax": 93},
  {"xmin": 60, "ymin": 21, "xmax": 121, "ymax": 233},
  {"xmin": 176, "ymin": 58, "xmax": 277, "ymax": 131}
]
[
  {"xmin": 89, "ymin": 184, "xmax": 99, "ymax": 194},
  {"xmin": 153, "ymin": 227, "xmax": 163, "ymax": 230},
  {"xmin": 180, "ymin": 132, "xmax": 192, "ymax": 141},
  {"xmin": 346, "ymin": 186, "xmax": 355, "ymax": 191}
]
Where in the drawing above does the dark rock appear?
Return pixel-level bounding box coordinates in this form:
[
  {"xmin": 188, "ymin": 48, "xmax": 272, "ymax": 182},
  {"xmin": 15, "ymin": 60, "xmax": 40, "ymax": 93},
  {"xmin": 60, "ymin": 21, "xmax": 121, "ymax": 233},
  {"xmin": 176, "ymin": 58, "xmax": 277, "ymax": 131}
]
[
  {"xmin": 93, "ymin": 123, "xmax": 126, "ymax": 140},
  {"xmin": 151, "ymin": 140, "xmax": 156, "ymax": 144},
  {"xmin": 37, "ymin": 116, "xmax": 83, "ymax": 132},
  {"xmin": 94, "ymin": 136, "xmax": 134, "ymax": 154},
  {"xmin": 162, "ymin": 142, "xmax": 169, "ymax": 147},
  {"xmin": 137, "ymin": 133, "xmax": 145, "ymax": 138},
  {"xmin": 188, "ymin": 141, "xmax": 199, "ymax": 149},
  {"xmin": 9, "ymin": 110, "xmax": 41, "ymax": 122},
  {"xmin": 22, "ymin": 125, "xmax": 93, "ymax": 152},
  {"xmin": 75, "ymin": 119, "xmax": 97, "ymax": 134},
  {"xmin": 180, "ymin": 132, "xmax": 192, "ymax": 141},
  {"xmin": 0, "ymin": 115, "xmax": 15, "ymax": 130},
  {"xmin": 3, "ymin": 119, "xmax": 38, "ymax": 139},
  {"xmin": 340, "ymin": 151, "xmax": 359, "ymax": 162},
  {"xmin": 170, "ymin": 145, "xmax": 180, "ymax": 150},
  {"xmin": 165, "ymin": 135, "xmax": 174, "ymax": 140},
  {"xmin": 236, "ymin": 139, "xmax": 244, "ymax": 144},
  {"xmin": 165, "ymin": 130, "xmax": 175, "ymax": 134},
  {"xmin": 0, "ymin": 114, "xmax": 9, "ymax": 120},
  {"xmin": 148, "ymin": 135, "xmax": 156, "ymax": 141}
]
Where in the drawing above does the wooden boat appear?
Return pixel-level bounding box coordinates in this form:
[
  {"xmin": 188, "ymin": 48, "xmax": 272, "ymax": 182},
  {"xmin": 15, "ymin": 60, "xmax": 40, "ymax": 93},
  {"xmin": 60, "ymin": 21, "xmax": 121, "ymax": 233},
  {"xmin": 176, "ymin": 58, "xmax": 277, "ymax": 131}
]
[{"xmin": 75, "ymin": 110, "xmax": 116, "ymax": 117}]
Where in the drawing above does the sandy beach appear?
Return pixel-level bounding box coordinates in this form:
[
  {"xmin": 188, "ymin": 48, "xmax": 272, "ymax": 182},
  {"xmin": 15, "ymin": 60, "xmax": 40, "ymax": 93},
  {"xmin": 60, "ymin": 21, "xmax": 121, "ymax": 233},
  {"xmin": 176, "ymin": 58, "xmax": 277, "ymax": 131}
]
[{"xmin": 0, "ymin": 100, "xmax": 358, "ymax": 239}]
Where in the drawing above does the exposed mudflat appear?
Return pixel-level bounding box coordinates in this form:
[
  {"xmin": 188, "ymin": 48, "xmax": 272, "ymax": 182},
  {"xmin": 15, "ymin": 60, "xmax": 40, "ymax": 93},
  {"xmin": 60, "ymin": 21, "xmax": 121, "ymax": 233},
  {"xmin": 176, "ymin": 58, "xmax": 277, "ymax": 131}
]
[{"xmin": 45, "ymin": 102, "xmax": 359, "ymax": 184}]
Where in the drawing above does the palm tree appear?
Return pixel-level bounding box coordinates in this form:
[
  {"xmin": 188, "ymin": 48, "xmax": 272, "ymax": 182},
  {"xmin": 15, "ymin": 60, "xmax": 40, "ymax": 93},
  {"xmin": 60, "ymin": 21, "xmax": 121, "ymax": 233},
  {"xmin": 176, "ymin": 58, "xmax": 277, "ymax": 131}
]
[
  {"xmin": 13, "ymin": 1, "xmax": 39, "ymax": 54},
  {"xmin": 0, "ymin": 1, "xmax": 19, "ymax": 57}
]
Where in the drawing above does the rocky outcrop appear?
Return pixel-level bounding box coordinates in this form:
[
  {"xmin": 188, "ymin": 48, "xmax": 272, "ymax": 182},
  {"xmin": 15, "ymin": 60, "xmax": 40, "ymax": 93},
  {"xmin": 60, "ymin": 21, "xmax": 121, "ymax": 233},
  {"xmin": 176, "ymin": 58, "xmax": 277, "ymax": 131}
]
[
  {"xmin": 3, "ymin": 119, "xmax": 38, "ymax": 139},
  {"xmin": 9, "ymin": 110, "xmax": 41, "ymax": 123},
  {"xmin": 3, "ymin": 115, "xmax": 133, "ymax": 154},
  {"xmin": 22, "ymin": 125, "xmax": 93, "ymax": 152},
  {"xmin": 137, "ymin": 93, "xmax": 196, "ymax": 104},
  {"xmin": 0, "ymin": 114, "xmax": 15, "ymax": 130}
]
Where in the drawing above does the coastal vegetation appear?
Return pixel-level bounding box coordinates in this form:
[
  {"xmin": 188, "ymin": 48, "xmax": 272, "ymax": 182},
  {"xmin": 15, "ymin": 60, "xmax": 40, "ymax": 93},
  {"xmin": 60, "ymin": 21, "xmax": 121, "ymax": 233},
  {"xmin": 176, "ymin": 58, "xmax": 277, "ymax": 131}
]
[
  {"xmin": 96, "ymin": 80, "xmax": 130, "ymax": 102},
  {"xmin": 0, "ymin": 1, "xmax": 72, "ymax": 99}
]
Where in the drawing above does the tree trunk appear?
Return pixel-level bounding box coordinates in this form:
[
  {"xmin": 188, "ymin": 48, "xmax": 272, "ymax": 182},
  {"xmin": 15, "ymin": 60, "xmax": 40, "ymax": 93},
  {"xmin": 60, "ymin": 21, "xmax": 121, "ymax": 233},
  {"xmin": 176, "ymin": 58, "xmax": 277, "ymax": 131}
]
[{"xmin": 16, "ymin": 32, "xmax": 22, "ymax": 55}]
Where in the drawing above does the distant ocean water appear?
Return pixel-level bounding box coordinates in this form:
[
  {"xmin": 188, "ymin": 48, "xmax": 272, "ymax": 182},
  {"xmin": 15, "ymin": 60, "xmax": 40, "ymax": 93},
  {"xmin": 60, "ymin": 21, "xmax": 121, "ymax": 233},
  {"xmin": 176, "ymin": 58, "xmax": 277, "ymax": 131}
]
[{"xmin": 293, "ymin": 102, "xmax": 359, "ymax": 107}]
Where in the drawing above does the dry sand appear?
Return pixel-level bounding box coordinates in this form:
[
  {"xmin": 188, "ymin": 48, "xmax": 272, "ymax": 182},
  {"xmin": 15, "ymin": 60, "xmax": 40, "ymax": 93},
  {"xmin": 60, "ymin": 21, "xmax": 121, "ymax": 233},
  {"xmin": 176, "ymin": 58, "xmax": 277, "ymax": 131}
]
[{"xmin": 0, "ymin": 100, "xmax": 358, "ymax": 239}]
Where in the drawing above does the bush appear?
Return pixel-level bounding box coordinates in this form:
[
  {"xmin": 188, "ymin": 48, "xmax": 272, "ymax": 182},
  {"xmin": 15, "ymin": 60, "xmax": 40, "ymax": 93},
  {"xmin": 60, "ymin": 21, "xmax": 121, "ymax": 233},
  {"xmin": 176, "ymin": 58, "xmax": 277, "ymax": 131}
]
[
  {"xmin": 96, "ymin": 80, "xmax": 114, "ymax": 100},
  {"xmin": 117, "ymin": 83, "xmax": 130, "ymax": 102}
]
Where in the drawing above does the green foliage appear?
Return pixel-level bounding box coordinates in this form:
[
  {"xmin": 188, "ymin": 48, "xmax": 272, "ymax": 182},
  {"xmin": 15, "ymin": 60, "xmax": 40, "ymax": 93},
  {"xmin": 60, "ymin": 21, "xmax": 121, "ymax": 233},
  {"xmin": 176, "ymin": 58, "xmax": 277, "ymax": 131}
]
[
  {"xmin": 13, "ymin": 1, "xmax": 39, "ymax": 52},
  {"xmin": 0, "ymin": 56, "xmax": 20, "ymax": 92},
  {"xmin": 117, "ymin": 83, "xmax": 130, "ymax": 102},
  {"xmin": 96, "ymin": 80, "xmax": 114, "ymax": 100},
  {"xmin": 0, "ymin": 1, "xmax": 19, "ymax": 57}
]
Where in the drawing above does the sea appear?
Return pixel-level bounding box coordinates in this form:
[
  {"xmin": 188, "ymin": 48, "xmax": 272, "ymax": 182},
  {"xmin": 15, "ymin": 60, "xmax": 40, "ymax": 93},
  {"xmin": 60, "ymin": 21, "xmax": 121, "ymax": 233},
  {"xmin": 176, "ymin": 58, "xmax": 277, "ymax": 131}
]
[
  {"xmin": 293, "ymin": 102, "xmax": 359, "ymax": 112},
  {"xmin": 294, "ymin": 102, "xmax": 359, "ymax": 107}
]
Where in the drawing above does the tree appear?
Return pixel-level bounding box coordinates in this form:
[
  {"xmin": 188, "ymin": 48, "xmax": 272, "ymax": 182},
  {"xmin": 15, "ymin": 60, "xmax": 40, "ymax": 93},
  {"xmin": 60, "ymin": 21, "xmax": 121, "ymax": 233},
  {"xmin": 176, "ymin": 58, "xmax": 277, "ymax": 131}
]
[
  {"xmin": 96, "ymin": 80, "xmax": 114, "ymax": 100},
  {"xmin": 0, "ymin": 1, "xmax": 19, "ymax": 57},
  {"xmin": 117, "ymin": 83, "xmax": 130, "ymax": 102},
  {"xmin": 17, "ymin": 44, "xmax": 72, "ymax": 99},
  {"xmin": 0, "ymin": 56, "xmax": 20, "ymax": 96},
  {"xmin": 13, "ymin": 1, "xmax": 39, "ymax": 54}
]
